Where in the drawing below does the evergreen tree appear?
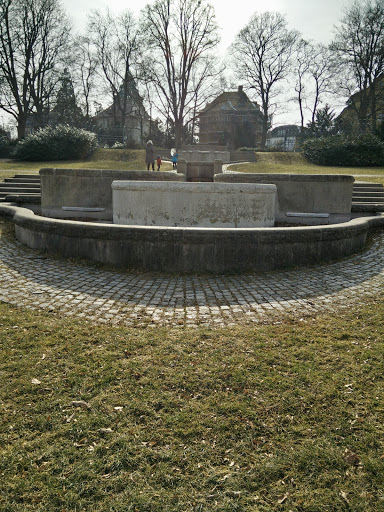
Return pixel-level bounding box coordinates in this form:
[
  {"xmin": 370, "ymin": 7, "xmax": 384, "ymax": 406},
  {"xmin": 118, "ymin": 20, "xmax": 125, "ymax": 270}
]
[
  {"xmin": 52, "ymin": 69, "xmax": 83, "ymax": 126},
  {"xmin": 306, "ymin": 105, "xmax": 337, "ymax": 138}
]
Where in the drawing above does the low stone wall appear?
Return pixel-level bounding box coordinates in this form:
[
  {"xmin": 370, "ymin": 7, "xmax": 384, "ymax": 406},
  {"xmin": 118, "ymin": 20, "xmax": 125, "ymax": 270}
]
[
  {"xmin": 40, "ymin": 168, "xmax": 184, "ymax": 220},
  {"xmin": 215, "ymin": 173, "xmax": 354, "ymax": 224},
  {"xmin": 2, "ymin": 204, "xmax": 383, "ymax": 273},
  {"xmin": 178, "ymin": 160, "xmax": 223, "ymax": 182},
  {"xmin": 112, "ymin": 181, "xmax": 276, "ymax": 228},
  {"xmin": 179, "ymin": 149, "xmax": 230, "ymax": 163}
]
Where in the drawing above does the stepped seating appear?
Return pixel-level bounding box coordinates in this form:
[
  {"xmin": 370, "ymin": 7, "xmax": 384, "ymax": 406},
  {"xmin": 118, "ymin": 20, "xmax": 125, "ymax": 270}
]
[
  {"xmin": 0, "ymin": 173, "xmax": 41, "ymax": 204},
  {"xmin": 352, "ymin": 182, "xmax": 384, "ymax": 213}
]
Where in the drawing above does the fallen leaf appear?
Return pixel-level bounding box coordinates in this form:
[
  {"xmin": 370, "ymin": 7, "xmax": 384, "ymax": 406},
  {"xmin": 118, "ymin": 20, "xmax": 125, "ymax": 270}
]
[
  {"xmin": 98, "ymin": 428, "xmax": 114, "ymax": 434},
  {"xmin": 343, "ymin": 448, "xmax": 360, "ymax": 466},
  {"xmin": 31, "ymin": 378, "xmax": 41, "ymax": 385},
  {"xmin": 277, "ymin": 493, "xmax": 289, "ymax": 504},
  {"xmin": 340, "ymin": 491, "xmax": 349, "ymax": 503},
  {"xmin": 71, "ymin": 400, "xmax": 91, "ymax": 410}
]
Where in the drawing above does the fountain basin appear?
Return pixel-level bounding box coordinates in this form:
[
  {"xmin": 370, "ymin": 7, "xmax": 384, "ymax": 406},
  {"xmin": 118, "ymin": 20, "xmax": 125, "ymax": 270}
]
[{"xmin": 112, "ymin": 181, "xmax": 277, "ymax": 228}]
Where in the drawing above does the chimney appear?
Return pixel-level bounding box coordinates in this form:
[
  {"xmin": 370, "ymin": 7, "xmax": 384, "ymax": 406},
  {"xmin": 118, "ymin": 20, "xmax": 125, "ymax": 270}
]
[{"xmin": 238, "ymin": 85, "xmax": 243, "ymax": 93}]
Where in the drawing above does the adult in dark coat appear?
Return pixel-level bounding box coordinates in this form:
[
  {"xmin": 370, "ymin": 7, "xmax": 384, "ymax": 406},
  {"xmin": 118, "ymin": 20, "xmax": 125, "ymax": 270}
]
[{"xmin": 145, "ymin": 140, "xmax": 155, "ymax": 171}]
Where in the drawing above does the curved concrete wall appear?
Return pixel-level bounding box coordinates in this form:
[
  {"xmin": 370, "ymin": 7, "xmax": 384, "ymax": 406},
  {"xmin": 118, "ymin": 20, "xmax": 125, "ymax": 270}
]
[
  {"xmin": 2, "ymin": 204, "xmax": 383, "ymax": 273},
  {"xmin": 40, "ymin": 168, "xmax": 184, "ymax": 220},
  {"xmin": 215, "ymin": 173, "xmax": 354, "ymax": 224},
  {"xmin": 112, "ymin": 181, "xmax": 277, "ymax": 228}
]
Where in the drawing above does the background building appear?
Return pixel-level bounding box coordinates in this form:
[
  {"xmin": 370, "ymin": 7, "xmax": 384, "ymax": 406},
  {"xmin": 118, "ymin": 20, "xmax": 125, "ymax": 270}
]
[
  {"xmin": 93, "ymin": 81, "xmax": 151, "ymax": 147},
  {"xmin": 266, "ymin": 125, "xmax": 300, "ymax": 152},
  {"xmin": 198, "ymin": 86, "xmax": 263, "ymax": 149}
]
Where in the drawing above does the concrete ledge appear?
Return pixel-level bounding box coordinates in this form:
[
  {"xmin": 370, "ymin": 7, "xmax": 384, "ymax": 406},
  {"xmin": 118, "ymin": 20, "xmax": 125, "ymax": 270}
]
[
  {"xmin": 1, "ymin": 204, "xmax": 384, "ymax": 273},
  {"xmin": 40, "ymin": 168, "xmax": 185, "ymax": 220},
  {"xmin": 215, "ymin": 173, "xmax": 354, "ymax": 224}
]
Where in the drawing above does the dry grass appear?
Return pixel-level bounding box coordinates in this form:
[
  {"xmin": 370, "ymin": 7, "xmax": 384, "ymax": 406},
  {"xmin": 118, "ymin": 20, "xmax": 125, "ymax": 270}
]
[
  {"xmin": 0, "ymin": 299, "xmax": 383, "ymax": 511},
  {"xmin": 229, "ymin": 152, "xmax": 384, "ymax": 184}
]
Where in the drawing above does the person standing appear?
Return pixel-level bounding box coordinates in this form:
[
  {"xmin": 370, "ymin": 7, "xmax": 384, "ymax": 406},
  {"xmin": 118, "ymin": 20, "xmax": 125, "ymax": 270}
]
[
  {"xmin": 156, "ymin": 155, "xmax": 162, "ymax": 171},
  {"xmin": 145, "ymin": 140, "xmax": 155, "ymax": 171},
  {"xmin": 171, "ymin": 148, "xmax": 179, "ymax": 169}
]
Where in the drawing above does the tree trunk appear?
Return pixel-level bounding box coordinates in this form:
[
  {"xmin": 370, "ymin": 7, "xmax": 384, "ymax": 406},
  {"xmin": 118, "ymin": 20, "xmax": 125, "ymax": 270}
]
[
  {"xmin": 260, "ymin": 111, "xmax": 269, "ymax": 150},
  {"xmin": 370, "ymin": 84, "xmax": 377, "ymax": 133},
  {"xmin": 175, "ymin": 120, "xmax": 183, "ymax": 149},
  {"xmin": 17, "ymin": 113, "xmax": 28, "ymax": 139}
]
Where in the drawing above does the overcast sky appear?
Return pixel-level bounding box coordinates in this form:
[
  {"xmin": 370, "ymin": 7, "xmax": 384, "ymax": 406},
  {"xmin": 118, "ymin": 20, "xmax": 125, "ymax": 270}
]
[{"xmin": 62, "ymin": 0, "xmax": 348, "ymax": 49}]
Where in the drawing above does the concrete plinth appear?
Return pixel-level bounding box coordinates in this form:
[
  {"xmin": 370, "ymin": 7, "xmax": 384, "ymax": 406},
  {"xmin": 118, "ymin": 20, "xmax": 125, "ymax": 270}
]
[
  {"xmin": 112, "ymin": 181, "xmax": 277, "ymax": 228},
  {"xmin": 215, "ymin": 173, "xmax": 354, "ymax": 224}
]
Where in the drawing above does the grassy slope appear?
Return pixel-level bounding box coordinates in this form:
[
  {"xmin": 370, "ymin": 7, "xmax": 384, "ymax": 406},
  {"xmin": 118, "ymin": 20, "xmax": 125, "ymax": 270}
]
[{"xmin": 229, "ymin": 152, "xmax": 384, "ymax": 184}]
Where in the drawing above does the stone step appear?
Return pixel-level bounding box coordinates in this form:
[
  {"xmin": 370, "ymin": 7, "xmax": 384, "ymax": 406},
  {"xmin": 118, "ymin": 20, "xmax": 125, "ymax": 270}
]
[
  {"xmin": 352, "ymin": 196, "xmax": 384, "ymax": 203},
  {"xmin": 3, "ymin": 193, "xmax": 41, "ymax": 204},
  {"xmin": 11, "ymin": 173, "xmax": 40, "ymax": 179},
  {"xmin": 0, "ymin": 172, "xmax": 41, "ymax": 203},
  {"xmin": 352, "ymin": 191, "xmax": 384, "ymax": 198},
  {"xmin": 0, "ymin": 181, "xmax": 41, "ymax": 188},
  {"xmin": 354, "ymin": 181, "xmax": 384, "ymax": 187},
  {"xmin": 4, "ymin": 177, "xmax": 41, "ymax": 183},
  {"xmin": 352, "ymin": 203, "xmax": 384, "ymax": 212},
  {"xmin": 353, "ymin": 186, "xmax": 384, "ymax": 193},
  {"xmin": 352, "ymin": 181, "xmax": 384, "ymax": 212},
  {"xmin": 0, "ymin": 186, "xmax": 41, "ymax": 193}
]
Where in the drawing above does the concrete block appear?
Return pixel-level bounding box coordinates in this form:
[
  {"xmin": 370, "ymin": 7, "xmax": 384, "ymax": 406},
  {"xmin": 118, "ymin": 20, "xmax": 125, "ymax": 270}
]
[{"xmin": 112, "ymin": 181, "xmax": 277, "ymax": 228}]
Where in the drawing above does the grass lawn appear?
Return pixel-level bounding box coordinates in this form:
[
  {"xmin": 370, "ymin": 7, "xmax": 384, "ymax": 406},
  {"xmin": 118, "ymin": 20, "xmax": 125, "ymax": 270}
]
[
  {"xmin": 0, "ymin": 148, "xmax": 173, "ymax": 177},
  {"xmin": 1, "ymin": 150, "xmax": 384, "ymax": 183},
  {"xmin": 1, "ymin": 150, "xmax": 384, "ymax": 510},
  {"xmin": 0, "ymin": 298, "xmax": 383, "ymax": 511}
]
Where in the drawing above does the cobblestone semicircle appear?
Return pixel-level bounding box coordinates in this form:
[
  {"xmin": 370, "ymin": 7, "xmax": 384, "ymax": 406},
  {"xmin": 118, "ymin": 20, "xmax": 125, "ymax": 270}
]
[{"xmin": 1, "ymin": 204, "xmax": 384, "ymax": 327}]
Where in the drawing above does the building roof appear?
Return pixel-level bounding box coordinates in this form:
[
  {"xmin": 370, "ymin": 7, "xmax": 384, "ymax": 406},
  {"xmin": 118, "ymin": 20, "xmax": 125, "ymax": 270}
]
[
  {"xmin": 268, "ymin": 125, "xmax": 300, "ymax": 137},
  {"xmin": 200, "ymin": 86, "xmax": 261, "ymax": 115}
]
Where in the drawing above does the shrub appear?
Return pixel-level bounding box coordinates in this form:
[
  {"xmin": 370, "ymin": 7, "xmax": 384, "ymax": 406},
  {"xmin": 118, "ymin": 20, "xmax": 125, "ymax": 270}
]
[
  {"xmin": 14, "ymin": 125, "xmax": 97, "ymax": 161},
  {"xmin": 111, "ymin": 142, "xmax": 125, "ymax": 149},
  {"xmin": 0, "ymin": 136, "xmax": 11, "ymax": 158},
  {"xmin": 302, "ymin": 134, "xmax": 384, "ymax": 167}
]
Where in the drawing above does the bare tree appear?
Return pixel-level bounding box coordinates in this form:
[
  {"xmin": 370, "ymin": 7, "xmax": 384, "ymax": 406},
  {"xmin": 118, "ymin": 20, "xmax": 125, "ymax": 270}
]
[
  {"xmin": 232, "ymin": 11, "xmax": 299, "ymax": 149},
  {"xmin": 87, "ymin": 9, "xmax": 142, "ymax": 129},
  {"xmin": 74, "ymin": 36, "xmax": 98, "ymax": 127},
  {"xmin": 331, "ymin": 0, "xmax": 384, "ymax": 134},
  {"xmin": 0, "ymin": 0, "xmax": 71, "ymax": 138},
  {"xmin": 294, "ymin": 40, "xmax": 338, "ymax": 129},
  {"xmin": 295, "ymin": 39, "xmax": 313, "ymax": 129},
  {"xmin": 141, "ymin": 0, "xmax": 220, "ymax": 148}
]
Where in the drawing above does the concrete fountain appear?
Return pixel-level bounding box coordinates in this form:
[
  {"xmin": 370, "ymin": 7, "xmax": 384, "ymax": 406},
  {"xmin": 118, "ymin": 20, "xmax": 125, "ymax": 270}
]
[{"xmin": 1, "ymin": 155, "xmax": 384, "ymax": 273}]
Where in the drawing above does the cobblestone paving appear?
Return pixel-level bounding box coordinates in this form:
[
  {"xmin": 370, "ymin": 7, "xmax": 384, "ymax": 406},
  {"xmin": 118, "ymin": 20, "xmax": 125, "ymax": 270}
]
[{"xmin": 1, "ymin": 223, "xmax": 384, "ymax": 327}]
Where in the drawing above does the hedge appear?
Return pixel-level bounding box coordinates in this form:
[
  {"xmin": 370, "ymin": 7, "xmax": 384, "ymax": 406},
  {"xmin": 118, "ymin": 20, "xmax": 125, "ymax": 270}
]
[{"xmin": 302, "ymin": 134, "xmax": 384, "ymax": 167}]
